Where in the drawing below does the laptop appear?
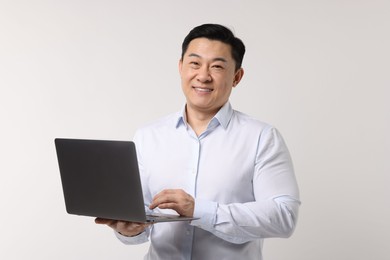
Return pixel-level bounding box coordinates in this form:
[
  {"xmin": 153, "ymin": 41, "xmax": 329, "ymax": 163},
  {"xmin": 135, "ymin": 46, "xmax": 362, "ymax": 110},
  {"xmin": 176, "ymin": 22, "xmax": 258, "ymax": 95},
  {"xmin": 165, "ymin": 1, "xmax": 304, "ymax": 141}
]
[{"xmin": 55, "ymin": 138, "xmax": 197, "ymax": 223}]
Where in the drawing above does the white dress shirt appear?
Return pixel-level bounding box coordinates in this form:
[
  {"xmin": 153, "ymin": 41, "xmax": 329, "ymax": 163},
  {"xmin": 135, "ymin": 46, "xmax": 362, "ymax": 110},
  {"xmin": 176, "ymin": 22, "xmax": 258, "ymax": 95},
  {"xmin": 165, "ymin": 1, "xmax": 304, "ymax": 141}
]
[{"xmin": 116, "ymin": 102, "xmax": 300, "ymax": 260}]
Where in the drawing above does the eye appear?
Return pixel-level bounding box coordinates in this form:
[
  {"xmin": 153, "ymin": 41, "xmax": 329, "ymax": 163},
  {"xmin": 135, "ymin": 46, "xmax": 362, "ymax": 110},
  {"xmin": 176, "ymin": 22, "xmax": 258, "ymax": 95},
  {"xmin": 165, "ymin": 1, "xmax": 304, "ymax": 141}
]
[
  {"xmin": 211, "ymin": 64, "xmax": 224, "ymax": 70},
  {"xmin": 189, "ymin": 61, "xmax": 200, "ymax": 68}
]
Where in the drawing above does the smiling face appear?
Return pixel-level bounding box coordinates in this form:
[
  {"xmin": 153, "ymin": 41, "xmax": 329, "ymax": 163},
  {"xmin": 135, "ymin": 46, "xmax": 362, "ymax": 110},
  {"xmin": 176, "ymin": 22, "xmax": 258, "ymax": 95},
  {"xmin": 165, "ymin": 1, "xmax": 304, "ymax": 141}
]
[{"xmin": 179, "ymin": 38, "xmax": 244, "ymax": 118}]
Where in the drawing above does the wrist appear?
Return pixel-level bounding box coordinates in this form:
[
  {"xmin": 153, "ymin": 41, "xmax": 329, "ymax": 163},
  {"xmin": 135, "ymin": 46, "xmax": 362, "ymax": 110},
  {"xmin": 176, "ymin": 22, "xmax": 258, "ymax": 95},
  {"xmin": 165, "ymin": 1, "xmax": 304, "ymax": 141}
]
[{"xmin": 118, "ymin": 230, "xmax": 143, "ymax": 237}]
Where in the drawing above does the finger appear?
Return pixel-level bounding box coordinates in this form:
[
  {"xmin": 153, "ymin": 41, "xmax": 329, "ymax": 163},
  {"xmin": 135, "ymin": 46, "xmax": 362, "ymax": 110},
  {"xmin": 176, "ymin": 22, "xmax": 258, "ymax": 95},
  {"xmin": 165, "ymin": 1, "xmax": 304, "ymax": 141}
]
[
  {"xmin": 152, "ymin": 189, "xmax": 183, "ymax": 200},
  {"xmin": 116, "ymin": 221, "xmax": 151, "ymax": 236},
  {"xmin": 150, "ymin": 189, "xmax": 192, "ymax": 210},
  {"xmin": 155, "ymin": 202, "xmax": 178, "ymax": 210},
  {"xmin": 150, "ymin": 194, "xmax": 179, "ymax": 209},
  {"xmin": 95, "ymin": 218, "xmax": 115, "ymax": 225}
]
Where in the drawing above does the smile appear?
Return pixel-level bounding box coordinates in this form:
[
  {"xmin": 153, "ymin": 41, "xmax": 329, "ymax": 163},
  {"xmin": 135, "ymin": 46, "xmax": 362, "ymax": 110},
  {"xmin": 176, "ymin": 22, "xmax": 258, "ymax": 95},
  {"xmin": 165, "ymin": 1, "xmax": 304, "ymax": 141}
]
[{"xmin": 193, "ymin": 87, "xmax": 213, "ymax": 92}]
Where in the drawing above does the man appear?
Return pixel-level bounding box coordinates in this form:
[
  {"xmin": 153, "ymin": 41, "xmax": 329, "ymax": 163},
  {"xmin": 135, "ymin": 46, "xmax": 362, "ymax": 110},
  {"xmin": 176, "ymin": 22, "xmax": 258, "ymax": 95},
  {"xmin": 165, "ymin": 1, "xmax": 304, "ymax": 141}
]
[{"xmin": 96, "ymin": 24, "xmax": 300, "ymax": 259}]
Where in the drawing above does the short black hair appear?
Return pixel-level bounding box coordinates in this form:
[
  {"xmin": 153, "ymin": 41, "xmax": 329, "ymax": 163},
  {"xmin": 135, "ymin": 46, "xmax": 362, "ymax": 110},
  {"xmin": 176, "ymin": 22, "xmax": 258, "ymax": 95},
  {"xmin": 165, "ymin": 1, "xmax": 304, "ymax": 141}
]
[{"xmin": 181, "ymin": 24, "xmax": 246, "ymax": 71}]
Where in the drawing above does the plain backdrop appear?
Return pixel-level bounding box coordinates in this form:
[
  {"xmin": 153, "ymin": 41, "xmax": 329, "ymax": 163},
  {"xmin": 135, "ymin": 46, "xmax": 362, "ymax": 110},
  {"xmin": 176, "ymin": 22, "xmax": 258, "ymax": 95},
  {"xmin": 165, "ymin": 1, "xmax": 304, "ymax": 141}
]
[{"xmin": 0, "ymin": 0, "xmax": 389, "ymax": 259}]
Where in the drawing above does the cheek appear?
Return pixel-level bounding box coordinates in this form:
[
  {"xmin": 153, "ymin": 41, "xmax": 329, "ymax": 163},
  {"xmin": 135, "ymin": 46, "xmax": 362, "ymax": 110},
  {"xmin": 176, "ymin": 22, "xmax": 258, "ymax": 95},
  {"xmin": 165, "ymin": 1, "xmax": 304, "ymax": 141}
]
[
  {"xmin": 213, "ymin": 72, "xmax": 233, "ymax": 86},
  {"xmin": 181, "ymin": 70, "xmax": 195, "ymax": 82},
  {"xmin": 180, "ymin": 76, "xmax": 192, "ymax": 91},
  {"xmin": 215, "ymin": 77, "xmax": 233, "ymax": 90},
  {"xmin": 217, "ymin": 82, "xmax": 234, "ymax": 98}
]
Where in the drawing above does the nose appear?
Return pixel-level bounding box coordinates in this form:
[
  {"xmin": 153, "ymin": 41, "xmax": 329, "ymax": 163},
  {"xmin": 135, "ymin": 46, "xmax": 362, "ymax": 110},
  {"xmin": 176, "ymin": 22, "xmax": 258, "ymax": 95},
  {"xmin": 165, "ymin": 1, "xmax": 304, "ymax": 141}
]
[{"xmin": 196, "ymin": 66, "xmax": 212, "ymax": 83}]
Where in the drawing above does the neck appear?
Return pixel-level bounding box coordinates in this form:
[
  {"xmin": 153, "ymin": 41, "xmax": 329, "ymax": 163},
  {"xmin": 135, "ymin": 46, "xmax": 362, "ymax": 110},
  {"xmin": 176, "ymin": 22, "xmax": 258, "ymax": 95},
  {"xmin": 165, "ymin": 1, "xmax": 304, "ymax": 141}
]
[{"xmin": 185, "ymin": 105, "xmax": 219, "ymax": 136}]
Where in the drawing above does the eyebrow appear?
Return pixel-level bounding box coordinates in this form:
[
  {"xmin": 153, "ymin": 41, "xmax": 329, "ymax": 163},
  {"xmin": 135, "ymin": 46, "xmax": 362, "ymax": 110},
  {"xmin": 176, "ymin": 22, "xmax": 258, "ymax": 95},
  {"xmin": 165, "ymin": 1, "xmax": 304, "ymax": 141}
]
[{"xmin": 188, "ymin": 53, "xmax": 228, "ymax": 63}]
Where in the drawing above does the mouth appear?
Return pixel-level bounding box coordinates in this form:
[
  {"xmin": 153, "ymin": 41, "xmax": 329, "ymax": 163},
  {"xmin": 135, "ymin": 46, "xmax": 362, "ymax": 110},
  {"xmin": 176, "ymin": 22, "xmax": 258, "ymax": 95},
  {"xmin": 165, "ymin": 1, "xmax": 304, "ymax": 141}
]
[{"xmin": 192, "ymin": 87, "xmax": 213, "ymax": 93}]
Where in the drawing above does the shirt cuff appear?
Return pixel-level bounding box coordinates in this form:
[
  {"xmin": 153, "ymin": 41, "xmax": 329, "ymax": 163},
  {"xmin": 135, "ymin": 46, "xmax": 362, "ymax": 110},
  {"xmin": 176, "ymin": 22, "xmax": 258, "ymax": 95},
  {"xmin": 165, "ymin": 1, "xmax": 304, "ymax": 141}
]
[
  {"xmin": 114, "ymin": 229, "xmax": 149, "ymax": 245},
  {"xmin": 190, "ymin": 198, "xmax": 218, "ymax": 230}
]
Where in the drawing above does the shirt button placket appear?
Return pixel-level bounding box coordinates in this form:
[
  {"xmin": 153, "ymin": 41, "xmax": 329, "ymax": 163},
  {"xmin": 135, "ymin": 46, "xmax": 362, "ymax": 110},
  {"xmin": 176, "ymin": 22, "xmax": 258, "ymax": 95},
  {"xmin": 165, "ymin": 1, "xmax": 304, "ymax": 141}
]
[{"xmin": 191, "ymin": 138, "xmax": 201, "ymax": 196}]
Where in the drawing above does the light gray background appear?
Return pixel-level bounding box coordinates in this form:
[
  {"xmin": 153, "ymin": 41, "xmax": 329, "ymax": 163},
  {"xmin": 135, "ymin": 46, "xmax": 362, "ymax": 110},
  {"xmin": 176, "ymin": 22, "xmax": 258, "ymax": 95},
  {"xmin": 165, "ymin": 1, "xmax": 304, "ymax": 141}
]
[{"xmin": 0, "ymin": 0, "xmax": 389, "ymax": 259}]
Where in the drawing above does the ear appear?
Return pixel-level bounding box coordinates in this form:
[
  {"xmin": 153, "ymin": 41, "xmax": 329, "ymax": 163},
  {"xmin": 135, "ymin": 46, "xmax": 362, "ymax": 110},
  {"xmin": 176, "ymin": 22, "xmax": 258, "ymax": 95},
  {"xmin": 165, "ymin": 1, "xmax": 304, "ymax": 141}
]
[
  {"xmin": 232, "ymin": 68, "xmax": 244, "ymax": 88},
  {"xmin": 178, "ymin": 59, "xmax": 183, "ymax": 74}
]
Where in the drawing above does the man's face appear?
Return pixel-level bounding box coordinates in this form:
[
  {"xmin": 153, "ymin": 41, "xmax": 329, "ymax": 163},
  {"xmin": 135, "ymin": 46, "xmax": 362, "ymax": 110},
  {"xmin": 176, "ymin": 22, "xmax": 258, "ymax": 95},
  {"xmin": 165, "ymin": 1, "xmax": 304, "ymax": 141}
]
[{"xmin": 179, "ymin": 38, "xmax": 243, "ymax": 116}]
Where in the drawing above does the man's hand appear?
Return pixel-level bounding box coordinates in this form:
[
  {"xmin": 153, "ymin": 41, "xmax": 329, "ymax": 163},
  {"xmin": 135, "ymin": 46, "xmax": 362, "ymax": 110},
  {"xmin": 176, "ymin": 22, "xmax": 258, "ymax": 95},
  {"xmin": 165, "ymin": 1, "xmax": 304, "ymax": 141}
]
[
  {"xmin": 149, "ymin": 189, "xmax": 195, "ymax": 217},
  {"xmin": 95, "ymin": 218, "xmax": 151, "ymax": 237}
]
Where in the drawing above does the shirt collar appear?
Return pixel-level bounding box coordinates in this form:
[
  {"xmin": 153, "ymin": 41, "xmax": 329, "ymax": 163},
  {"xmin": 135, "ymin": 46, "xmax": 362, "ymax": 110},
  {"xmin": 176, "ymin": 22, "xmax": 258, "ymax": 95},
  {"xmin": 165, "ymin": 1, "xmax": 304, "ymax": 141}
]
[
  {"xmin": 175, "ymin": 104, "xmax": 188, "ymax": 128},
  {"xmin": 213, "ymin": 101, "xmax": 233, "ymax": 129},
  {"xmin": 175, "ymin": 101, "xmax": 233, "ymax": 130}
]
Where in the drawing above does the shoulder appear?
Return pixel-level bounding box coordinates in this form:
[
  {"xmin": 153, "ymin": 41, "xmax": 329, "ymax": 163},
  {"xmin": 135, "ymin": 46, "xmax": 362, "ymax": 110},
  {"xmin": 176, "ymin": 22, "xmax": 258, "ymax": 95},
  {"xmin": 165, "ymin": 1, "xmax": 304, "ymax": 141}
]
[
  {"xmin": 230, "ymin": 109, "xmax": 287, "ymax": 144},
  {"xmin": 231, "ymin": 109, "xmax": 273, "ymax": 131}
]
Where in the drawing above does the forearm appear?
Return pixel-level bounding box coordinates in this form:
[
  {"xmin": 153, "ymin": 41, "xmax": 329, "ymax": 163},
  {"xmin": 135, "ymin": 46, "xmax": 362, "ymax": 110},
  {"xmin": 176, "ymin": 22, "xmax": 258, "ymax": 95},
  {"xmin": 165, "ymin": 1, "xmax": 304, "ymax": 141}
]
[
  {"xmin": 191, "ymin": 196, "xmax": 300, "ymax": 244},
  {"xmin": 115, "ymin": 226, "xmax": 151, "ymax": 245}
]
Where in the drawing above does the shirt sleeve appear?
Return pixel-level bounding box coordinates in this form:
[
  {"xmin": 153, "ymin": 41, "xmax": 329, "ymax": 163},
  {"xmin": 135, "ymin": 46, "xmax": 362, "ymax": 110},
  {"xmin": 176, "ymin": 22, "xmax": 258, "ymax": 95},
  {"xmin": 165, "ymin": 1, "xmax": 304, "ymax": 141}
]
[
  {"xmin": 114, "ymin": 228, "xmax": 150, "ymax": 245},
  {"xmin": 190, "ymin": 127, "xmax": 301, "ymax": 244}
]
